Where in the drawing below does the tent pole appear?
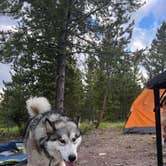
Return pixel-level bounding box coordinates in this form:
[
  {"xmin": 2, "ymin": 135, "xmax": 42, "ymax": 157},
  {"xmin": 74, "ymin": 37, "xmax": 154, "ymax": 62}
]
[{"xmin": 154, "ymin": 87, "xmax": 163, "ymax": 166}]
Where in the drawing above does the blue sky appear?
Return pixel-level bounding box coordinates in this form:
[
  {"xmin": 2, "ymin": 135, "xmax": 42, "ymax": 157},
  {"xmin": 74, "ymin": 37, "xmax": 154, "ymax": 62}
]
[
  {"xmin": 0, "ymin": 0, "xmax": 166, "ymax": 91},
  {"xmin": 129, "ymin": 0, "xmax": 166, "ymax": 51}
]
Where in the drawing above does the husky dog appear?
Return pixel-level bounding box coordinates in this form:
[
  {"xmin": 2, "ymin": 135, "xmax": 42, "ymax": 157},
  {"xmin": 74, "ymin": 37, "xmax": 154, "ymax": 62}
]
[{"xmin": 24, "ymin": 97, "xmax": 82, "ymax": 166}]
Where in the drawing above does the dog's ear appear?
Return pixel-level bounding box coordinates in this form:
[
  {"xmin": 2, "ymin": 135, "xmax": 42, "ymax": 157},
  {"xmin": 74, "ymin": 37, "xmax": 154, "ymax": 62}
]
[{"xmin": 45, "ymin": 118, "xmax": 55, "ymax": 133}]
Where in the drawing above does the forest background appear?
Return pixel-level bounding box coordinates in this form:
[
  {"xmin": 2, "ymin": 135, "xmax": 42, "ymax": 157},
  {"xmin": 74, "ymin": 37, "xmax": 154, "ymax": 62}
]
[{"xmin": 0, "ymin": 0, "xmax": 166, "ymax": 133}]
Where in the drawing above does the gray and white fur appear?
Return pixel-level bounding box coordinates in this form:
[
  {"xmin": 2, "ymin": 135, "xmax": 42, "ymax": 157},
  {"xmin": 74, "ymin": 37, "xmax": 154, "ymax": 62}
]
[{"xmin": 24, "ymin": 97, "xmax": 82, "ymax": 166}]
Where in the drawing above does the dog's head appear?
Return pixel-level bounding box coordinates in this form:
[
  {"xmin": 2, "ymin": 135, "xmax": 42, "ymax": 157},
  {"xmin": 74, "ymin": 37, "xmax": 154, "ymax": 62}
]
[{"xmin": 44, "ymin": 117, "xmax": 82, "ymax": 166}]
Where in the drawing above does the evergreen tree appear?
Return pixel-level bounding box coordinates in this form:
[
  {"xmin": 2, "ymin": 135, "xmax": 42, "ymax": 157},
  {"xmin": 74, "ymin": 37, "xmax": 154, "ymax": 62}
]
[
  {"xmin": 0, "ymin": 1, "xmax": 143, "ymax": 129},
  {"xmin": 0, "ymin": 0, "xmax": 143, "ymax": 111},
  {"xmin": 84, "ymin": 2, "xmax": 143, "ymax": 125},
  {"xmin": 85, "ymin": 47, "xmax": 142, "ymax": 123},
  {"xmin": 64, "ymin": 58, "xmax": 84, "ymax": 118},
  {"xmin": 143, "ymin": 22, "xmax": 166, "ymax": 79},
  {"xmin": 0, "ymin": 81, "xmax": 28, "ymax": 133}
]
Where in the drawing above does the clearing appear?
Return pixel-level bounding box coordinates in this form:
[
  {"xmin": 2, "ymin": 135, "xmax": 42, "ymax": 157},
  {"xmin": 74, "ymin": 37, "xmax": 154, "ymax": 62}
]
[
  {"xmin": 77, "ymin": 128, "xmax": 160, "ymax": 166},
  {"xmin": 2, "ymin": 127, "xmax": 165, "ymax": 166}
]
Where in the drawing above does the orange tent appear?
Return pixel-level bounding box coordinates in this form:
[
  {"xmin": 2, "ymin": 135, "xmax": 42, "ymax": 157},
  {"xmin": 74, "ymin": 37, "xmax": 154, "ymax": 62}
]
[{"xmin": 124, "ymin": 88, "xmax": 164, "ymax": 134}]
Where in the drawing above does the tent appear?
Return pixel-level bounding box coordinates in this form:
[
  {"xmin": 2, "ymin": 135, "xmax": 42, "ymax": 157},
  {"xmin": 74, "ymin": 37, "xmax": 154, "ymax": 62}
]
[
  {"xmin": 124, "ymin": 88, "xmax": 164, "ymax": 134},
  {"xmin": 125, "ymin": 70, "xmax": 166, "ymax": 166},
  {"xmin": 147, "ymin": 71, "xmax": 166, "ymax": 166}
]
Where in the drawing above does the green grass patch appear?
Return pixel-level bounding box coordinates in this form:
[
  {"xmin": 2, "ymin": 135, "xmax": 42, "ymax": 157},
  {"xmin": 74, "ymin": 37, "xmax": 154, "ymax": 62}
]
[
  {"xmin": 98, "ymin": 122, "xmax": 112, "ymax": 129},
  {"xmin": 0, "ymin": 121, "xmax": 125, "ymax": 137},
  {"xmin": 98, "ymin": 121, "xmax": 125, "ymax": 129},
  {"xmin": 80, "ymin": 121, "xmax": 125, "ymax": 134},
  {"xmin": 80, "ymin": 122, "xmax": 95, "ymax": 134},
  {"xmin": 0, "ymin": 126, "xmax": 20, "ymax": 136},
  {"xmin": 110, "ymin": 121, "xmax": 125, "ymax": 128}
]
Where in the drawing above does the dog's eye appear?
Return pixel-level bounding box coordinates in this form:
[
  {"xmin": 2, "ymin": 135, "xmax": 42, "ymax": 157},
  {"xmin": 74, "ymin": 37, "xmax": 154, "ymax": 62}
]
[
  {"xmin": 72, "ymin": 138, "xmax": 76, "ymax": 142},
  {"xmin": 76, "ymin": 132, "xmax": 81, "ymax": 138},
  {"xmin": 59, "ymin": 139, "xmax": 66, "ymax": 144}
]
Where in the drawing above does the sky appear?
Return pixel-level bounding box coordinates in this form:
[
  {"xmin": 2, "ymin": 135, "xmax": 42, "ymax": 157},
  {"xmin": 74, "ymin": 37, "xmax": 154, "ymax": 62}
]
[
  {"xmin": 0, "ymin": 0, "xmax": 166, "ymax": 91},
  {"xmin": 130, "ymin": 0, "xmax": 166, "ymax": 51}
]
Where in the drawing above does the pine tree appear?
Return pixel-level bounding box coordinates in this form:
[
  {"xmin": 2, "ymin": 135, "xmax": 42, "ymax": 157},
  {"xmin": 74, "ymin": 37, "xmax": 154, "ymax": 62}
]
[
  {"xmin": 0, "ymin": 81, "xmax": 28, "ymax": 133},
  {"xmin": 0, "ymin": 1, "xmax": 143, "ymax": 130},
  {"xmin": 64, "ymin": 58, "xmax": 84, "ymax": 118},
  {"xmin": 0, "ymin": 0, "xmax": 143, "ymax": 112},
  {"xmin": 143, "ymin": 21, "xmax": 166, "ymax": 79},
  {"xmin": 84, "ymin": 2, "xmax": 143, "ymax": 125}
]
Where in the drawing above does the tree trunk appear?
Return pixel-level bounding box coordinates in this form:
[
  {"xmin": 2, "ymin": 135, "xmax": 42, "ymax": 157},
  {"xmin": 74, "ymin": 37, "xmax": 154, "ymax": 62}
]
[
  {"xmin": 95, "ymin": 94, "xmax": 107, "ymax": 128},
  {"xmin": 95, "ymin": 70, "xmax": 110, "ymax": 128},
  {"xmin": 56, "ymin": 1, "xmax": 71, "ymax": 112},
  {"xmin": 56, "ymin": 52, "xmax": 66, "ymax": 112}
]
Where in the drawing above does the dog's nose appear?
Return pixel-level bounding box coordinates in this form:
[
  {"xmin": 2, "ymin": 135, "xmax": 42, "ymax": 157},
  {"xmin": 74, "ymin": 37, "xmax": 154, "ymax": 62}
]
[{"xmin": 68, "ymin": 154, "xmax": 76, "ymax": 162}]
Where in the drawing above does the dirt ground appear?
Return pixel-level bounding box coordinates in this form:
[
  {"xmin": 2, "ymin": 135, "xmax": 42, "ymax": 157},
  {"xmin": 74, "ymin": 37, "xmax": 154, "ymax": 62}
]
[
  {"xmin": 77, "ymin": 128, "xmax": 159, "ymax": 166},
  {"xmin": 3, "ymin": 127, "xmax": 166, "ymax": 166}
]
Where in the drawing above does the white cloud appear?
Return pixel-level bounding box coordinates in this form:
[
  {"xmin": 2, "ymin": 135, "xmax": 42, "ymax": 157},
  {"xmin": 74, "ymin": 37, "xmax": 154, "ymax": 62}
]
[
  {"xmin": 0, "ymin": 25, "xmax": 16, "ymax": 31},
  {"xmin": 0, "ymin": 16, "xmax": 17, "ymax": 31},
  {"xmin": 132, "ymin": 0, "xmax": 157, "ymax": 26},
  {"xmin": 152, "ymin": 0, "xmax": 166, "ymax": 20},
  {"xmin": 131, "ymin": 40, "xmax": 144, "ymax": 51},
  {"xmin": 0, "ymin": 64, "xmax": 11, "ymax": 89},
  {"xmin": 130, "ymin": 0, "xmax": 166, "ymax": 51},
  {"xmin": 130, "ymin": 25, "xmax": 157, "ymax": 51},
  {"xmin": 0, "ymin": 88, "xmax": 3, "ymax": 94},
  {"xmin": 0, "ymin": 16, "xmax": 15, "ymax": 90}
]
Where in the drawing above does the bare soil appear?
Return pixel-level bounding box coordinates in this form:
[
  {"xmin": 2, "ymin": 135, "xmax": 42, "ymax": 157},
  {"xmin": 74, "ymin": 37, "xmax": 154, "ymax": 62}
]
[
  {"xmin": 3, "ymin": 128, "xmax": 166, "ymax": 166},
  {"xmin": 77, "ymin": 128, "xmax": 159, "ymax": 166}
]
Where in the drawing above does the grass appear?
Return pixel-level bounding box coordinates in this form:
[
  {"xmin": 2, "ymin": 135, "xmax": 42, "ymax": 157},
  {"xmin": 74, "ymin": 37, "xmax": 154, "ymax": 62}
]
[
  {"xmin": 0, "ymin": 126, "xmax": 20, "ymax": 136},
  {"xmin": 80, "ymin": 121, "xmax": 125, "ymax": 134},
  {"xmin": 0, "ymin": 121, "xmax": 125, "ymax": 138},
  {"xmin": 80, "ymin": 122, "xmax": 95, "ymax": 133},
  {"xmin": 111, "ymin": 121, "xmax": 125, "ymax": 128}
]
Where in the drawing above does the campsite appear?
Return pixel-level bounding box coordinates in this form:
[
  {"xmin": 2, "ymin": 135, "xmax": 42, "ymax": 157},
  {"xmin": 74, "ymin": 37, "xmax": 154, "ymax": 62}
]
[
  {"xmin": 2, "ymin": 73, "xmax": 166, "ymax": 166},
  {"xmin": 1, "ymin": 0, "xmax": 166, "ymax": 166},
  {"xmin": 0, "ymin": 127, "xmax": 162, "ymax": 166},
  {"xmin": 78, "ymin": 127, "xmax": 158, "ymax": 166}
]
